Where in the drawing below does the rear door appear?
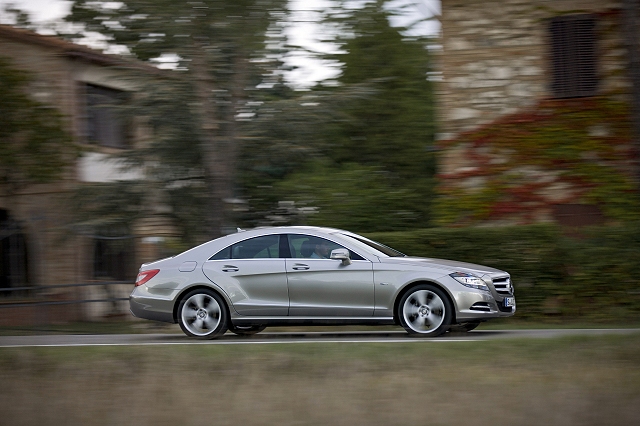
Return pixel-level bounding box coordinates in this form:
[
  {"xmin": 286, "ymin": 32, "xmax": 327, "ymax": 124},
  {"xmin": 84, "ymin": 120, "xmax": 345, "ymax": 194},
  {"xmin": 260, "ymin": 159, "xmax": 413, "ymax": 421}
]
[{"xmin": 203, "ymin": 234, "xmax": 289, "ymax": 316}]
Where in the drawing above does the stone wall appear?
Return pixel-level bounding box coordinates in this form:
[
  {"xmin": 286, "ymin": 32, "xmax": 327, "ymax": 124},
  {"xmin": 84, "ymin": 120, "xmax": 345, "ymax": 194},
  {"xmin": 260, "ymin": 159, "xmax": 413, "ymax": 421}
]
[
  {"xmin": 0, "ymin": 27, "xmax": 156, "ymax": 312},
  {"xmin": 434, "ymin": 0, "xmax": 638, "ymax": 227},
  {"xmin": 438, "ymin": 0, "xmax": 630, "ymax": 139},
  {"xmin": 0, "ymin": 34, "xmax": 80, "ymax": 288}
]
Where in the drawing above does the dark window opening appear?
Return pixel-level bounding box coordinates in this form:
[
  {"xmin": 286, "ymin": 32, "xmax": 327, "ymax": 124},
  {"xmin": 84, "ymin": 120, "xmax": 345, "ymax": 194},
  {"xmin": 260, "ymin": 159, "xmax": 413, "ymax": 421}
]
[
  {"xmin": 0, "ymin": 210, "xmax": 29, "ymax": 294},
  {"xmin": 93, "ymin": 237, "xmax": 135, "ymax": 281},
  {"xmin": 85, "ymin": 84, "xmax": 131, "ymax": 148},
  {"xmin": 549, "ymin": 14, "xmax": 598, "ymax": 98},
  {"xmin": 552, "ymin": 204, "xmax": 604, "ymax": 227}
]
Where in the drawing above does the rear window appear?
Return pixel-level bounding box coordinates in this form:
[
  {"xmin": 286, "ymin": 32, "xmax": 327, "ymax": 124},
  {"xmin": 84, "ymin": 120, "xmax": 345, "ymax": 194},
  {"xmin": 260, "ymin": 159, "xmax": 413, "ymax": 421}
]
[{"xmin": 209, "ymin": 235, "xmax": 281, "ymax": 260}]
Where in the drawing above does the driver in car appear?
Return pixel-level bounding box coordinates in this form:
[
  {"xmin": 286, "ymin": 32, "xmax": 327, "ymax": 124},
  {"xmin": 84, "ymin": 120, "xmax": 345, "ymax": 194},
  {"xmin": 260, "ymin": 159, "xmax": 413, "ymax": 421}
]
[{"xmin": 311, "ymin": 241, "xmax": 331, "ymax": 259}]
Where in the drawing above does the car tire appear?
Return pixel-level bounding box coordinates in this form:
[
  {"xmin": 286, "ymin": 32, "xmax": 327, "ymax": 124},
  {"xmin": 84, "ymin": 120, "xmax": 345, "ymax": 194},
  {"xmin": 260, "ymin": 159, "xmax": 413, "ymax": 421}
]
[
  {"xmin": 398, "ymin": 284, "xmax": 452, "ymax": 337},
  {"xmin": 178, "ymin": 289, "xmax": 228, "ymax": 339},
  {"xmin": 228, "ymin": 324, "xmax": 267, "ymax": 336}
]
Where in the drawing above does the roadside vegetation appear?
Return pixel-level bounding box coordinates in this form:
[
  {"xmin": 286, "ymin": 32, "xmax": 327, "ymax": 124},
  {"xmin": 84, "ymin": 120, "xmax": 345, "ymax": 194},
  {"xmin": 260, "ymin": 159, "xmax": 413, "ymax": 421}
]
[
  {"xmin": 55, "ymin": 0, "xmax": 439, "ymax": 243},
  {"xmin": 1, "ymin": 221, "xmax": 638, "ymax": 336},
  {"xmin": 368, "ymin": 222, "xmax": 640, "ymax": 323},
  {"xmin": 1, "ymin": 333, "xmax": 639, "ymax": 425}
]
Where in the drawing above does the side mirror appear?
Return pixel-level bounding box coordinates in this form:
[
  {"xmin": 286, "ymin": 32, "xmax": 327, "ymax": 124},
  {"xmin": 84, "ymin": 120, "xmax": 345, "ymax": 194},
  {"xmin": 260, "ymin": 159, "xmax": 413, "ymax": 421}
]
[{"xmin": 330, "ymin": 248, "xmax": 352, "ymax": 266}]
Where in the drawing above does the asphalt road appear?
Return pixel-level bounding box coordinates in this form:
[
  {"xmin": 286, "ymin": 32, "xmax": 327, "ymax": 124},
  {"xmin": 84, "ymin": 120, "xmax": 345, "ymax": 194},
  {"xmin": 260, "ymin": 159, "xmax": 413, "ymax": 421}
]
[{"xmin": 0, "ymin": 328, "xmax": 638, "ymax": 347}]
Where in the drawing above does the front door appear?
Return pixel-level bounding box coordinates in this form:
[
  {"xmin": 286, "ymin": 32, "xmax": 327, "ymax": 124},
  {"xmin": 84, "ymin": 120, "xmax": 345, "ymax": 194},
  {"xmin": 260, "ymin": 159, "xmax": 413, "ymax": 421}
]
[{"xmin": 285, "ymin": 234, "xmax": 374, "ymax": 316}]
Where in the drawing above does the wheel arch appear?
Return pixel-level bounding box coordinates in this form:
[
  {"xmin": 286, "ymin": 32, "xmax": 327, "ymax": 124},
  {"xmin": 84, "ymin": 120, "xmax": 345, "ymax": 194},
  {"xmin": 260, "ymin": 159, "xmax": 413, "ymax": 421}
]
[
  {"xmin": 393, "ymin": 280, "xmax": 457, "ymax": 325},
  {"xmin": 172, "ymin": 284, "xmax": 232, "ymax": 323}
]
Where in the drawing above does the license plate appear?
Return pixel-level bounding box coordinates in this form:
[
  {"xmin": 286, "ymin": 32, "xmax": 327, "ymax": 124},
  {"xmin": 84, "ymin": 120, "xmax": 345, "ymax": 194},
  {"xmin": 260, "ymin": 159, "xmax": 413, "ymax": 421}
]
[{"xmin": 504, "ymin": 297, "xmax": 515, "ymax": 308}]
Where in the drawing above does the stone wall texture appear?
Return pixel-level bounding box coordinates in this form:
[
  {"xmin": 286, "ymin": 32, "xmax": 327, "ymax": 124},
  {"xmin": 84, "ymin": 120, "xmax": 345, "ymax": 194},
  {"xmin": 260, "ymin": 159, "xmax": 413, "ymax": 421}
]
[
  {"xmin": 439, "ymin": 0, "xmax": 631, "ymax": 138},
  {"xmin": 1, "ymin": 32, "xmax": 84, "ymax": 289},
  {"xmin": 0, "ymin": 27, "xmax": 159, "ymax": 322},
  {"xmin": 436, "ymin": 1, "xmax": 638, "ymax": 227}
]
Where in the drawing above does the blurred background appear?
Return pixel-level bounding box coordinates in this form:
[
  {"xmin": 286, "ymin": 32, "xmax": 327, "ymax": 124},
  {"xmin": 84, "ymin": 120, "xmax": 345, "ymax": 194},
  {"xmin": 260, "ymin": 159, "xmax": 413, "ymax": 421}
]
[{"xmin": 0, "ymin": 0, "xmax": 639, "ymax": 329}]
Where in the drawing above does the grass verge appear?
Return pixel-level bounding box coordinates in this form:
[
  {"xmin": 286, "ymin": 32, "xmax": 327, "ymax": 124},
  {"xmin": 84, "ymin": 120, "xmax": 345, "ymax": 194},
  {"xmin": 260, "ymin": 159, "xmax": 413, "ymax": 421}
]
[{"xmin": 1, "ymin": 333, "xmax": 639, "ymax": 425}]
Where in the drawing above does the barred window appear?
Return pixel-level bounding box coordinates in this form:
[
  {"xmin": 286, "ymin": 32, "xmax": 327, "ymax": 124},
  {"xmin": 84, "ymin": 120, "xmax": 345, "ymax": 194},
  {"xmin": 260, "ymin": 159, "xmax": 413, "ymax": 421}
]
[{"xmin": 549, "ymin": 14, "xmax": 598, "ymax": 98}]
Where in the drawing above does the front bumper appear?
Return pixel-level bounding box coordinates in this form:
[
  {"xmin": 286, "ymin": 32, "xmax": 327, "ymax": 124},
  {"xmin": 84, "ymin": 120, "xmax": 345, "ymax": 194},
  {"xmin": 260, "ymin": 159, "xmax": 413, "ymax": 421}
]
[
  {"xmin": 447, "ymin": 274, "xmax": 516, "ymax": 321},
  {"xmin": 455, "ymin": 293, "xmax": 514, "ymax": 321}
]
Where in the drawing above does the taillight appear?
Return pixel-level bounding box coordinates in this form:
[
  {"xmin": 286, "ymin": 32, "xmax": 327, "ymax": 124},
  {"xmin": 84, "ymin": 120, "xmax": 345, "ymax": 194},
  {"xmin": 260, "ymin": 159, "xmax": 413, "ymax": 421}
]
[{"xmin": 135, "ymin": 269, "xmax": 160, "ymax": 287}]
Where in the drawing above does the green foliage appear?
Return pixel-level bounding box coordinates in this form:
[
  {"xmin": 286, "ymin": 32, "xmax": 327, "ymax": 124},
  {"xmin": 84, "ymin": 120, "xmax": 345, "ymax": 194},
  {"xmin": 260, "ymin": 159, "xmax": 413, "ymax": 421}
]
[
  {"xmin": 66, "ymin": 0, "xmax": 286, "ymax": 121},
  {"xmin": 238, "ymin": 83, "xmax": 381, "ymax": 227},
  {"xmin": 435, "ymin": 97, "xmax": 640, "ymax": 225},
  {"xmin": 557, "ymin": 225, "xmax": 640, "ymax": 319},
  {"xmin": 239, "ymin": 2, "xmax": 438, "ymax": 230},
  {"xmin": 367, "ymin": 223, "xmax": 640, "ymax": 321},
  {"xmin": 335, "ymin": 1, "xmax": 437, "ymax": 180},
  {"xmin": 64, "ymin": 1, "xmax": 439, "ymax": 237},
  {"xmin": 273, "ymin": 161, "xmax": 427, "ymax": 232},
  {"xmin": 70, "ymin": 76, "xmax": 215, "ymax": 244},
  {"xmin": 68, "ymin": 181, "xmax": 146, "ymax": 230},
  {"xmin": 65, "ymin": 0, "xmax": 288, "ymax": 239},
  {"xmin": 0, "ymin": 57, "xmax": 74, "ymax": 195},
  {"xmin": 67, "ymin": 0, "xmax": 282, "ymax": 59}
]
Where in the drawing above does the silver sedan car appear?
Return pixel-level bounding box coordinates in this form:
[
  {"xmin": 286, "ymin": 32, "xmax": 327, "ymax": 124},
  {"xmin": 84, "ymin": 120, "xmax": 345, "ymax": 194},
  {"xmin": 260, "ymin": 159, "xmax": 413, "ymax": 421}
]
[{"xmin": 130, "ymin": 226, "xmax": 515, "ymax": 338}]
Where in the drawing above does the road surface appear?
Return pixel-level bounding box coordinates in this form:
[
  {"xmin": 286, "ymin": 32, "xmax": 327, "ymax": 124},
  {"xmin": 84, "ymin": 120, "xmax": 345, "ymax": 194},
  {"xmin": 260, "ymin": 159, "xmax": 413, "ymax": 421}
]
[{"xmin": 0, "ymin": 328, "xmax": 638, "ymax": 347}]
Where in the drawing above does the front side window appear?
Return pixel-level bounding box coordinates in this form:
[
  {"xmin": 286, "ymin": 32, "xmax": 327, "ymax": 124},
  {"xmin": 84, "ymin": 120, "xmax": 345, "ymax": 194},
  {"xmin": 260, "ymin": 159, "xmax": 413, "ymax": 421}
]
[
  {"xmin": 210, "ymin": 235, "xmax": 281, "ymax": 260},
  {"xmin": 288, "ymin": 234, "xmax": 365, "ymax": 260},
  {"xmin": 338, "ymin": 233, "xmax": 405, "ymax": 257}
]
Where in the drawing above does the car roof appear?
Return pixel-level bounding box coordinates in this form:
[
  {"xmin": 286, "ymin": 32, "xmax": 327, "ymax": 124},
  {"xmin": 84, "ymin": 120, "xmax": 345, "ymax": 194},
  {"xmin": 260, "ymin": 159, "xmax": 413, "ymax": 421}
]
[
  {"xmin": 172, "ymin": 226, "xmax": 354, "ymax": 260},
  {"xmin": 238, "ymin": 226, "xmax": 346, "ymax": 235}
]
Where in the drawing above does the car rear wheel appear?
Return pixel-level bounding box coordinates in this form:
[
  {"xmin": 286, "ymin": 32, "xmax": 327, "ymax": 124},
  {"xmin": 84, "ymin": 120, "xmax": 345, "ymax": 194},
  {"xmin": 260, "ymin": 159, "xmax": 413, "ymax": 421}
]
[
  {"xmin": 398, "ymin": 284, "xmax": 451, "ymax": 337},
  {"xmin": 228, "ymin": 324, "xmax": 267, "ymax": 336},
  {"xmin": 178, "ymin": 289, "xmax": 228, "ymax": 339}
]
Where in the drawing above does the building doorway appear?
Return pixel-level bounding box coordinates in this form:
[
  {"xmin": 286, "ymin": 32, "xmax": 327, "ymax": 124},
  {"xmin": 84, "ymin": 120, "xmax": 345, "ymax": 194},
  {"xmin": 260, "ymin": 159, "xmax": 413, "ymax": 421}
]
[{"xmin": 0, "ymin": 209, "xmax": 29, "ymax": 295}]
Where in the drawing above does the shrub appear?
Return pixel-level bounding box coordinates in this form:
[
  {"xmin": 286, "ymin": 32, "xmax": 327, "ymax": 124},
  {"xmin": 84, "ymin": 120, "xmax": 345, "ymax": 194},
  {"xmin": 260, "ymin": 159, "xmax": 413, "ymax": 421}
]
[{"xmin": 366, "ymin": 223, "xmax": 640, "ymax": 322}]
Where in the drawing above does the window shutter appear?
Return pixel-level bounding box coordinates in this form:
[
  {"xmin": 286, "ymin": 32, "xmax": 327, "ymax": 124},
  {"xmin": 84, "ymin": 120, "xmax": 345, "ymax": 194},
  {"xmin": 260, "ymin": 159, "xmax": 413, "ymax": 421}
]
[{"xmin": 549, "ymin": 14, "xmax": 598, "ymax": 98}]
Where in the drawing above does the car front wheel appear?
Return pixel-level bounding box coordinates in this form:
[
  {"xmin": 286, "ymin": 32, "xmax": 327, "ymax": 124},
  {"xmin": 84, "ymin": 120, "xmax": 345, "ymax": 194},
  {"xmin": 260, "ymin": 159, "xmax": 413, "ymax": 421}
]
[
  {"xmin": 398, "ymin": 284, "xmax": 451, "ymax": 337},
  {"xmin": 178, "ymin": 289, "xmax": 228, "ymax": 339}
]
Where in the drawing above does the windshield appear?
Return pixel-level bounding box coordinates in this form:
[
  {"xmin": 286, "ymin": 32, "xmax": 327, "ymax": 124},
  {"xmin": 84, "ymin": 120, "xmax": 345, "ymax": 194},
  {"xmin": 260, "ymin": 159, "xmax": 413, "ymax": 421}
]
[{"xmin": 337, "ymin": 233, "xmax": 406, "ymax": 258}]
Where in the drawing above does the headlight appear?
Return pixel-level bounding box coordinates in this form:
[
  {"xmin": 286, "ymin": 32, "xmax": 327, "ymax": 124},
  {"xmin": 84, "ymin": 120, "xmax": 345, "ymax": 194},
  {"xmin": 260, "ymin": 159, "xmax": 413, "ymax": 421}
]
[{"xmin": 450, "ymin": 272, "xmax": 490, "ymax": 292}]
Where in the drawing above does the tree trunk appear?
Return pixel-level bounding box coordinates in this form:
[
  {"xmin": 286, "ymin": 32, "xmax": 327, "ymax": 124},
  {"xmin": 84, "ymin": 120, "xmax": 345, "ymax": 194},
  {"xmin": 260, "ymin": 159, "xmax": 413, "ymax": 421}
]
[{"xmin": 190, "ymin": 45, "xmax": 232, "ymax": 239}]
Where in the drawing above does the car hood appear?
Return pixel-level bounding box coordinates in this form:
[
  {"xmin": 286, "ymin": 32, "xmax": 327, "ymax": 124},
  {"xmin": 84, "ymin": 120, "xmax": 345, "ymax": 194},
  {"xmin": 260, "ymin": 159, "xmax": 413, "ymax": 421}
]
[{"xmin": 378, "ymin": 256, "xmax": 505, "ymax": 276}]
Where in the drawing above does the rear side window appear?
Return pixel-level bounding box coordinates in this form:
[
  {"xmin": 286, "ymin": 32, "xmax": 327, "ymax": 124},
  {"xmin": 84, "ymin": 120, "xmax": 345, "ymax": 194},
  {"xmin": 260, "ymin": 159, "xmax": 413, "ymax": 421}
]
[
  {"xmin": 210, "ymin": 246, "xmax": 231, "ymax": 260},
  {"xmin": 209, "ymin": 235, "xmax": 281, "ymax": 260}
]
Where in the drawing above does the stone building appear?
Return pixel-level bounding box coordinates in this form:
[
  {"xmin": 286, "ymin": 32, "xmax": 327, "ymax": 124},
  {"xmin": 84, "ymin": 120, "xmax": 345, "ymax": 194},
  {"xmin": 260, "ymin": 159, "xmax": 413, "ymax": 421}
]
[
  {"xmin": 0, "ymin": 25, "xmax": 170, "ymax": 322},
  {"xmin": 436, "ymin": 0, "xmax": 639, "ymax": 226}
]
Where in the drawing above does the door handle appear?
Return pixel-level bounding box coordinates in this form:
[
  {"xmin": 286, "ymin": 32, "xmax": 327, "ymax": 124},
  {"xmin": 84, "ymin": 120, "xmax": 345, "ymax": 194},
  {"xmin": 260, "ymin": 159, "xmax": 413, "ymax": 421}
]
[
  {"xmin": 222, "ymin": 265, "xmax": 239, "ymax": 272},
  {"xmin": 292, "ymin": 263, "xmax": 310, "ymax": 270}
]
